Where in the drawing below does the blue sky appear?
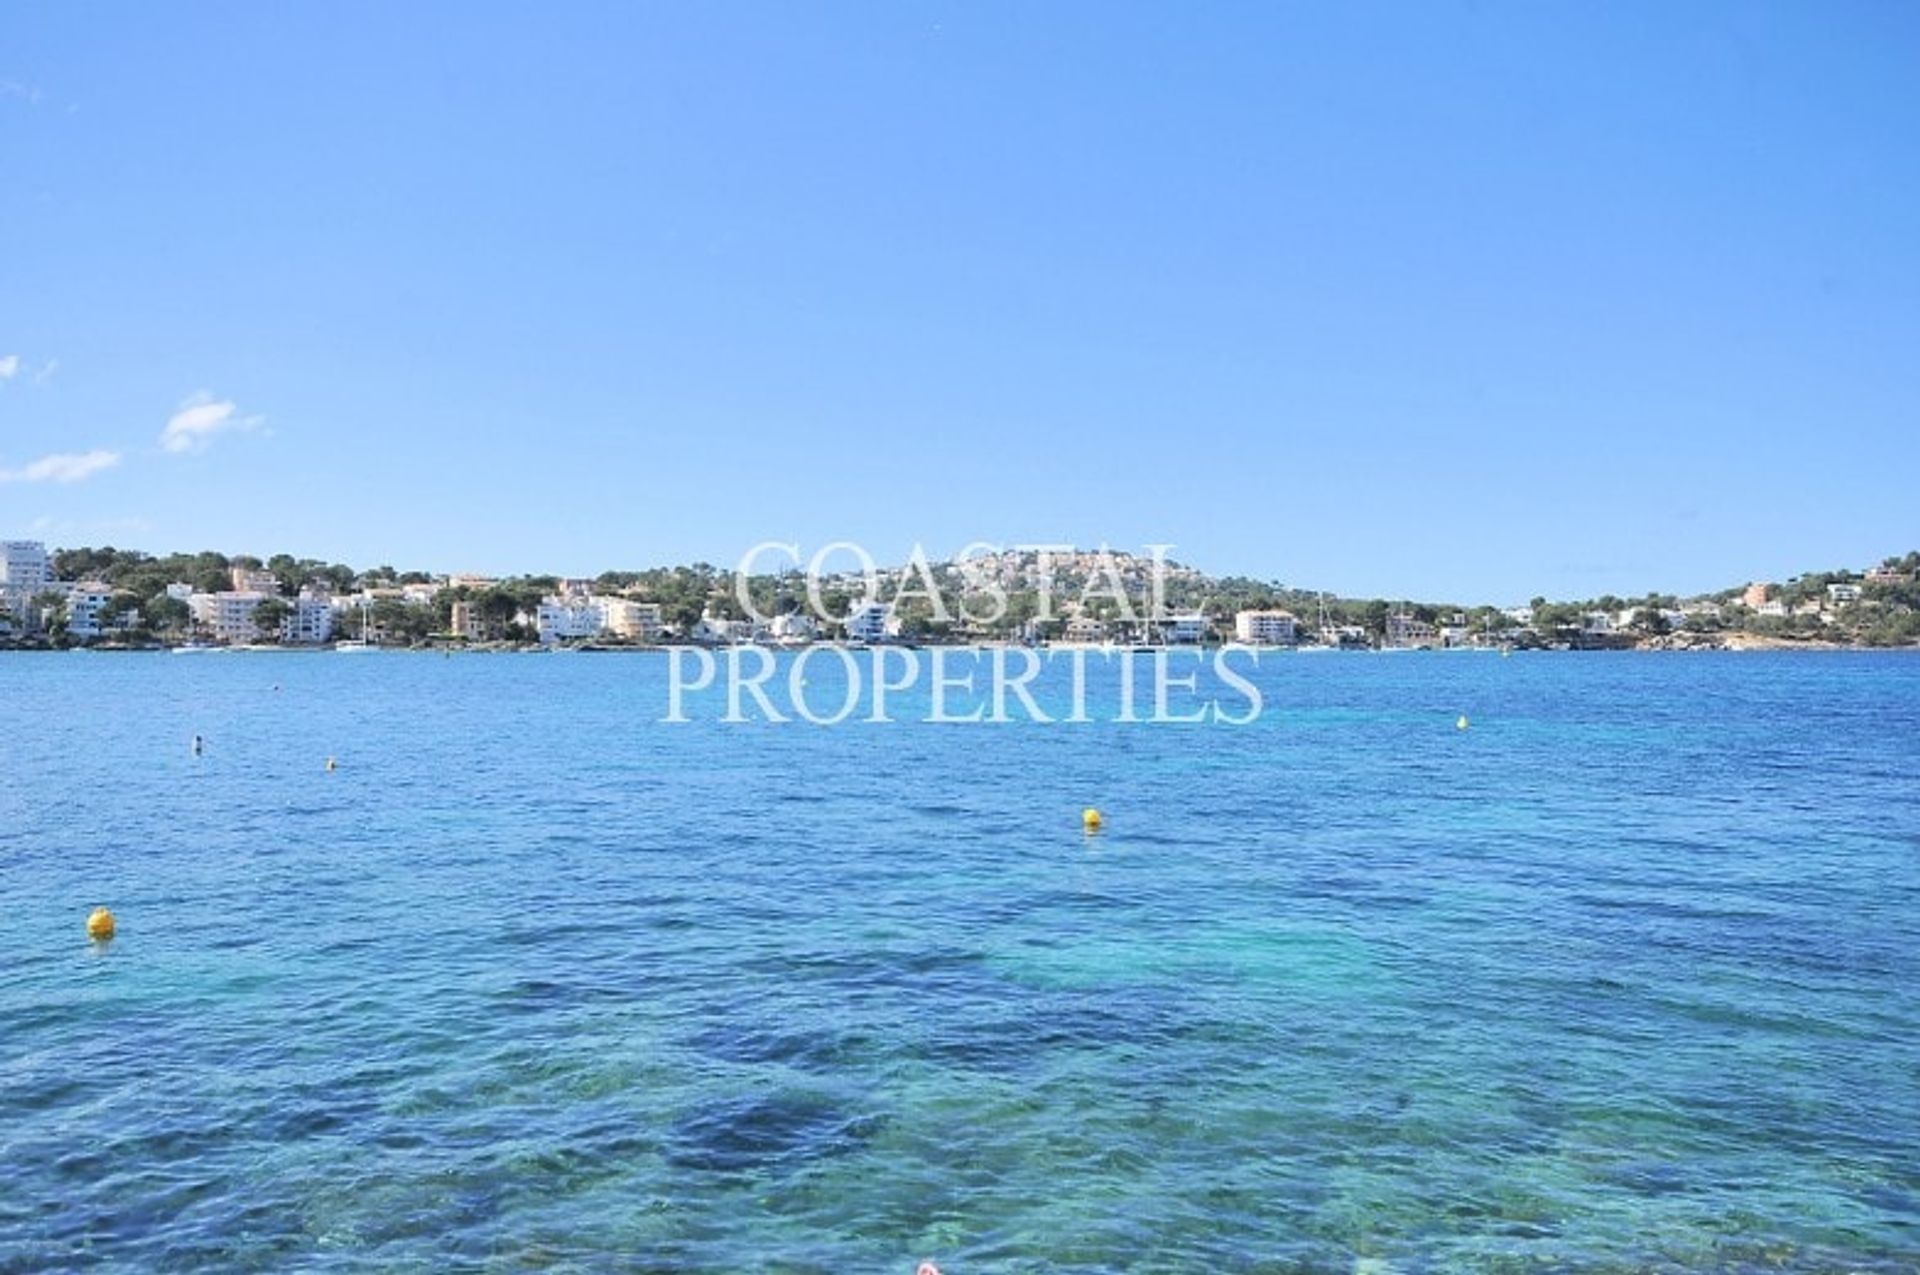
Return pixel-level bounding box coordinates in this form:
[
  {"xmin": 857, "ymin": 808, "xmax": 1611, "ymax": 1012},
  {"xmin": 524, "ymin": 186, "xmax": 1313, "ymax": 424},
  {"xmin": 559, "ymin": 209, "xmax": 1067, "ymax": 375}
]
[{"xmin": 3, "ymin": 2, "xmax": 1916, "ymax": 602}]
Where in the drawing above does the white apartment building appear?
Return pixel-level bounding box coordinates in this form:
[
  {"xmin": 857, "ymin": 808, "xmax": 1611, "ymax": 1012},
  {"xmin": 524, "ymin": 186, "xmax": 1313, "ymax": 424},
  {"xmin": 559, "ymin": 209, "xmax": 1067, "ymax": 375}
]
[
  {"xmin": 844, "ymin": 602, "xmax": 892, "ymax": 643},
  {"xmin": 1827, "ymin": 582, "xmax": 1862, "ymax": 605},
  {"xmin": 64, "ymin": 582, "xmax": 120, "ymax": 641},
  {"xmin": 189, "ymin": 591, "xmax": 268, "ymax": 643},
  {"xmin": 283, "ymin": 589, "xmax": 336, "ymax": 644},
  {"xmin": 1233, "ymin": 609, "xmax": 1297, "ymax": 645},
  {"xmin": 1165, "ymin": 613, "xmax": 1210, "ymax": 644},
  {"xmin": 536, "ymin": 596, "xmax": 603, "ymax": 644},
  {"xmin": 1, "ymin": 540, "xmax": 52, "ymax": 617}
]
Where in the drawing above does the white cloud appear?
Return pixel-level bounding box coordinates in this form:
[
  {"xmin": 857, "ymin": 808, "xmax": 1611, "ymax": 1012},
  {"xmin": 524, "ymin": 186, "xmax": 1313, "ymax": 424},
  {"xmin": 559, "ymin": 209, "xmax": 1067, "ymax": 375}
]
[
  {"xmin": 160, "ymin": 391, "xmax": 263, "ymax": 453},
  {"xmin": 34, "ymin": 358, "xmax": 58, "ymax": 385},
  {"xmin": 0, "ymin": 449, "xmax": 123, "ymax": 484},
  {"xmin": 0, "ymin": 354, "xmax": 19, "ymax": 379},
  {"xmin": 0, "ymin": 79, "xmax": 43, "ymax": 106}
]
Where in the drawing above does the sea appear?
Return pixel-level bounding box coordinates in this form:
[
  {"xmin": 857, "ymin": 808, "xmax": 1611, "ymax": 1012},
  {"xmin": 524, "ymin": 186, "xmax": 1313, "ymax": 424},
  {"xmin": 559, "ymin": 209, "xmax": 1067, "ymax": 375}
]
[{"xmin": 2, "ymin": 648, "xmax": 1916, "ymax": 1271}]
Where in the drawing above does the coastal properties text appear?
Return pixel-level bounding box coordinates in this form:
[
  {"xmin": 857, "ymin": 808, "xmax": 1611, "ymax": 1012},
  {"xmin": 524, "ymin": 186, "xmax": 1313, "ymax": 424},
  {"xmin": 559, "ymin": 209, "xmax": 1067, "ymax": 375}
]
[
  {"xmin": 664, "ymin": 645, "xmax": 1264, "ymax": 725},
  {"xmin": 730, "ymin": 541, "xmax": 1185, "ymax": 627}
]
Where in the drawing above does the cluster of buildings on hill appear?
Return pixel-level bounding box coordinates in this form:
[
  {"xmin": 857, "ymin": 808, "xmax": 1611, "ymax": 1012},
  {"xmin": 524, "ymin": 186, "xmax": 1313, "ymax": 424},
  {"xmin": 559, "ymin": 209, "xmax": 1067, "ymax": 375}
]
[
  {"xmin": 0, "ymin": 538, "xmax": 915, "ymax": 647},
  {"xmin": 5, "ymin": 536, "xmax": 1916, "ymax": 649}
]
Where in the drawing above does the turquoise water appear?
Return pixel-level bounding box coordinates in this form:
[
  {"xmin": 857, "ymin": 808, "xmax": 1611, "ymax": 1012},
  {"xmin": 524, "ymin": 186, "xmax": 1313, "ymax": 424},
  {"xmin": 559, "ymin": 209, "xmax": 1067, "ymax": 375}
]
[{"xmin": 2, "ymin": 649, "xmax": 1917, "ymax": 1271}]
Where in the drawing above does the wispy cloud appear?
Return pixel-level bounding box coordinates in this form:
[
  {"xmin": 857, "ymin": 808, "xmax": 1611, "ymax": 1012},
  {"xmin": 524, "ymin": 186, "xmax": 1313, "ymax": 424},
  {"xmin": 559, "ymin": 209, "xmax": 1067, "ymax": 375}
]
[
  {"xmin": 0, "ymin": 354, "xmax": 19, "ymax": 379},
  {"xmin": 33, "ymin": 358, "xmax": 58, "ymax": 385},
  {"xmin": 0, "ymin": 79, "xmax": 44, "ymax": 106},
  {"xmin": 0, "ymin": 449, "xmax": 123, "ymax": 484},
  {"xmin": 160, "ymin": 391, "xmax": 263, "ymax": 453}
]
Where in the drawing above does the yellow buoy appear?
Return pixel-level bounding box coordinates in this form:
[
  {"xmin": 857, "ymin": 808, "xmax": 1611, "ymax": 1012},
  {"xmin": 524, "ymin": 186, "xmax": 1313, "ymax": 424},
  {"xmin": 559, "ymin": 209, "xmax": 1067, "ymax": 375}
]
[
  {"xmin": 1456, "ymin": 715, "xmax": 1470, "ymax": 730},
  {"xmin": 87, "ymin": 907, "xmax": 116, "ymax": 941},
  {"xmin": 1082, "ymin": 807, "xmax": 1103, "ymax": 831},
  {"xmin": 325, "ymin": 756, "xmax": 338, "ymax": 771}
]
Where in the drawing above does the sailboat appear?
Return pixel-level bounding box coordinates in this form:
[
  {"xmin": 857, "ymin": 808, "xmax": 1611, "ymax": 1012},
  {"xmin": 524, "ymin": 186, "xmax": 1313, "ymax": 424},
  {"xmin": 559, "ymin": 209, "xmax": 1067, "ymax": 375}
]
[
  {"xmin": 1309, "ymin": 592, "xmax": 1343, "ymax": 651},
  {"xmin": 335, "ymin": 598, "xmax": 376, "ymax": 652}
]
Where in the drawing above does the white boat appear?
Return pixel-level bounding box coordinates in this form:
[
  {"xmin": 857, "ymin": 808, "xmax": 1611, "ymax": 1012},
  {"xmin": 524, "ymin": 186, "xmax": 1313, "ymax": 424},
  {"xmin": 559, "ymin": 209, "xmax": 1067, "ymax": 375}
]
[{"xmin": 335, "ymin": 597, "xmax": 377, "ymax": 652}]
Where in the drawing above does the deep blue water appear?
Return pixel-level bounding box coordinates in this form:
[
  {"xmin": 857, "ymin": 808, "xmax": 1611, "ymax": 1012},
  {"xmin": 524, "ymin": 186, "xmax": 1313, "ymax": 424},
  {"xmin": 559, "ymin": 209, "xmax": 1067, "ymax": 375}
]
[{"xmin": 2, "ymin": 648, "xmax": 1918, "ymax": 1271}]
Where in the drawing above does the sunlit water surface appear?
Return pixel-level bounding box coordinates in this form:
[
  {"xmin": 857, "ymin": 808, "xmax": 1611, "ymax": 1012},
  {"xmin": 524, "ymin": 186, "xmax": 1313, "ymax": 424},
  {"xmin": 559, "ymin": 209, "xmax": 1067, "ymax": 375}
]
[{"xmin": 2, "ymin": 649, "xmax": 1917, "ymax": 1271}]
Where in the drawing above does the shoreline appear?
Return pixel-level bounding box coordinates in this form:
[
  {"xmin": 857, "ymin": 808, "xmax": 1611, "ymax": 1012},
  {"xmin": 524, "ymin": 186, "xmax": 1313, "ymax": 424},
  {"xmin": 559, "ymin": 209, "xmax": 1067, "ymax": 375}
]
[{"xmin": 4, "ymin": 638, "xmax": 1918, "ymax": 656}]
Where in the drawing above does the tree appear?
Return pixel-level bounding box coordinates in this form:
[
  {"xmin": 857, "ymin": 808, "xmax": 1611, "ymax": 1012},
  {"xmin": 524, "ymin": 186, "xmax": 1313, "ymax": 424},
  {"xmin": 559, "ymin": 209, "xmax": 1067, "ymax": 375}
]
[
  {"xmin": 475, "ymin": 587, "xmax": 521, "ymax": 636},
  {"xmin": 145, "ymin": 595, "xmax": 190, "ymax": 635},
  {"xmin": 30, "ymin": 591, "xmax": 68, "ymax": 637},
  {"xmin": 251, "ymin": 597, "xmax": 291, "ymax": 641},
  {"xmin": 267, "ymin": 555, "xmax": 303, "ymax": 593}
]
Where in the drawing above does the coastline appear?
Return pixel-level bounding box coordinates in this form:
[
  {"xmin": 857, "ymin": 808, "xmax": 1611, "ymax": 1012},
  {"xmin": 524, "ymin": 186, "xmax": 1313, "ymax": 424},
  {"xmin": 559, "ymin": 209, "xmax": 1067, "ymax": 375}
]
[{"xmin": 5, "ymin": 637, "xmax": 1918, "ymax": 655}]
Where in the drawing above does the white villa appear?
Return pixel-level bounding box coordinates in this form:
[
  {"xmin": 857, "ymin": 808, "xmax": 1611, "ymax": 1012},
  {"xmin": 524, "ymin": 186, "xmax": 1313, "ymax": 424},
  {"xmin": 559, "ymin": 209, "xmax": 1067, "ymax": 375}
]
[
  {"xmin": 1233, "ymin": 609, "xmax": 1297, "ymax": 646},
  {"xmin": 770, "ymin": 612, "xmax": 818, "ymax": 643},
  {"xmin": 844, "ymin": 602, "xmax": 893, "ymax": 643}
]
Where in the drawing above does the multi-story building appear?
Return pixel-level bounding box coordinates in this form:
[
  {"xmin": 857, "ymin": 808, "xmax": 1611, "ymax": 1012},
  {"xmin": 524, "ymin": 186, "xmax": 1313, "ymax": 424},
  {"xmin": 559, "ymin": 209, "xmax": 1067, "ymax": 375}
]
[
  {"xmin": 1163, "ymin": 613, "xmax": 1210, "ymax": 644},
  {"xmin": 1, "ymin": 540, "xmax": 52, "ymax": 618},
  {"xmin": 63, "ymin": 582, "xmax": 121, "ymax": 641},
  {"xmin": 536, "ymin": 595, "xmax": 603, "ymax": 644},
  {"xmin": 230, "ymin": 567, "xmax": 279, "ymax": 596},
  {"xmin": 1827, "ymin": 582, "xmax": 1862, "ymax": 605},
  {"xmin": 1384, "ymin": 612, "xmax": 1435, "ymax": 648},
  {"xmin": 189, "ymin": 591, "xmax": 268, "ymax": 643},
  {"xmin": 598, "ymin": 598, "xmax": 663, "ymax": 642},
  {"xmin": 283, "ymin": 588, "xmax": 336, "ymax": 644},
  {"xmin": 844, "ymin": 602, "xmax": 892, "ymax": 643},
  {"xmin": 448, "ymin": 600, "xmax": 485, "ymax": 640},
  {"xmin": 1742, "ymin": 582, "xmax": 1772, "ymax": 608},
  {"xmin": 1233, "ymin": 609, "xmax": 1297, "ymax": 646}
]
